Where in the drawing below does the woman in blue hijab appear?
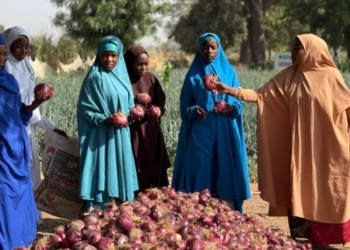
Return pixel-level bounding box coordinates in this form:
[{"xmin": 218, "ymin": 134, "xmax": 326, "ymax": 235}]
[
  {"xmin": 171, "ymin": 33, "xmax": 251, "ymax": 213},
  {"xmin": 0, "ymin": 34, "xmax": 48, "ymax": 249},
  {"xmin": 77, "ymin": 35, "xmax": 138, "ymax": 211}
]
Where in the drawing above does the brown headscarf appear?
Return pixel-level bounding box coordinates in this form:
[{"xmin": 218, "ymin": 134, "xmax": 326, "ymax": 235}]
[
  {"xmin": 123, "ymin": 45, "xmax": 148, "ymax": 78},
  {"xmin": 251, "ymin": 34, "xmax": 350, "ymax": 223}
]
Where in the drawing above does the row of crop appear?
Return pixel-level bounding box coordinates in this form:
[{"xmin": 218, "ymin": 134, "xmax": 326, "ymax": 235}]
[{"xmin": 36, "ymin": 69, "xmax": 350, "ymax": 182}]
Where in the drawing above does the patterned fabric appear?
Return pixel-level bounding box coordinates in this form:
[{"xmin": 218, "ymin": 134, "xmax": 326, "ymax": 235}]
[{"xmin": 310, "ymin": 219, "xmax": 350, "ymax": 245}]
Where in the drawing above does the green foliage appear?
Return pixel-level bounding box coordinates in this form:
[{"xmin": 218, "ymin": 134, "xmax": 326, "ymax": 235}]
[
  {"xmin": 162, "ymin": 61, "xmax": 172, "ymax": 88},
  {"xmin": 264, "ymin": 4, "xmax": 307, "ymax": 53},
  {"xmin": 50, "ymin": 0, "xmax": 166, "ymax": 50},
  {"xmin": 283, "ymin": 0, "xmax": 350, "ymax": 52},
  {"xmin": 171, "ymin": 0, "xmax": 247, "ymax": 53}
]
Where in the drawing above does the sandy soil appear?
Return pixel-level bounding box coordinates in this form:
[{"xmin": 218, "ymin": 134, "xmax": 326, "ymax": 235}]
[{"xmin": 36, "ymin": 183, "xmax": 344, "ymax": 249}]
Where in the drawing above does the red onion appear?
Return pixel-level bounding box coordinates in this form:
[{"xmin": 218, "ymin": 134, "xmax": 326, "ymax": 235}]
[
  {"xmin": 133, "ymin": 205, "xmax": 150, "ymax": 216},
  {"xmin": 149, "ymin": 105, "xmax": 161, "ymax": 119},
  {"xmin": 65, "ymin": 228, "xmax": 83, "ymax": 246},
  {"xmin": 111, "ymin": 112, "xmax": 128, "ymax": 127},
  {"xmin": 213, "ymin": 212, "xmax": 228, "ymax": 225},
  {"xmin": 71, "ymin": 241, "xmax": 97, "ymax": 250},
  {"xmin": 84, "ymin": 212, "xmax": 100, "ymax": 226},
  {"xmin": 114, "ymin": 233, "xmax": 129, "ymax": 245},
  {"xmin": 82, "ymin": 230, "xmax": 102, "ymax": 246},
  {"xmin": 130, "ymin": 105, "xmax": 145, "ymax": 119},
  {"xmin": 95, "ymin": 237, "xmax": 113, "ymax": 250},
  {"xmin": 203, "ymin": 74, "xmax": 218, "ymax": 91},
  {"xmin": 49, "ymin": 233, "xmax": 64, "ymax": 248},
  {"xmin": 186, "ymin": 238, "xmax": 205, "ymax": 250},
  {"xmin": 136, "ymin": 93, "xmax": 151, "ymax": 106},
  {"xmin": 116, "ymin": 213, "xmax": 133, "ymax": 232},
  {"xmin": 34, "ymin": 83, "xmax": 54, "ymax": 100},
  {"xmin": 214, "ymin": 100, "xmax": 227, "ymax": 113},
  {"xmin": 142, "ymin": 233, "xmax": 157, "ymax": 244},
  {"xmin": 199, "ymin": 214, "xmax": 213, "ymax": 227},
  {"xmin": 140, "ymin": 221, "xmax": 156, "ymax": 232}
]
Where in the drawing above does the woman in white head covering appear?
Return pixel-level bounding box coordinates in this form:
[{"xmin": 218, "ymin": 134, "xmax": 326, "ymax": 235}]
[{"xmin": 2, "ymin": 26, "xmax": 67, "ymax": 223}]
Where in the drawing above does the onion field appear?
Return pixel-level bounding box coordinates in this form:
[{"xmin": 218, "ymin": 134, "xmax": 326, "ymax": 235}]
[{"xmin": 36, "ymin": 69, "xmax": 350, "ymax": 182}]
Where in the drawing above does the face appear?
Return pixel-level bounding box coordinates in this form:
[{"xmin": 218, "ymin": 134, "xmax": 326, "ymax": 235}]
[
  {"xmin": 100, "ymin": 51, "xmax": 119, "ymax": 71},
  {"xmin": 291, "ymin": 38, "xmax": 305, "ymax": 65},
  {"xmin": 200, "ymin": 39, "xmax": 218, "ymax": 63},
  {"xmin": 132, "ymin": 53, "xmax": 149, "ymax": 77},
  {"xmin": 10, "ymin": 37, "xmax": 30, "ymax": 61},
  {"xmin": 0, "ymin": 45, "xmax": 8, "ymax": 68}
]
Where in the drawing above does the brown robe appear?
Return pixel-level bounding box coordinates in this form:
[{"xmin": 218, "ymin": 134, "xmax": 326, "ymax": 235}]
[
  {"xmin": 237, "ymin": 34, "xmax": 350, "ymax": 224},
  {"xmin": 124, "ymin": 46, "xmax": 170, "ymax": 192}
]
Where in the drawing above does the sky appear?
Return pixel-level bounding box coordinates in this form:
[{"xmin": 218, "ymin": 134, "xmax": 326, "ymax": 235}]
[{"xmin": 0, "ymin": 0, "xmax": 166, "ymax": 47}]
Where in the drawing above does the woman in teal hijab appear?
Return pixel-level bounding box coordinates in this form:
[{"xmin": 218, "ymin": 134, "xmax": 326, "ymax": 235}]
[
  {"xmin": 77, "ymin": 35, "xmax": 138, "ymax": 211},
  {"xmin": 171, "ymin": 33, "xmax": 251, "ymax": 213}
]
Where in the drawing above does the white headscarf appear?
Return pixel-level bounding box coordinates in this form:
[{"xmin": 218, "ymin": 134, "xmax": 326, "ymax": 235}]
[{"xmin": 2, "ymin": 26, "xmax": 41, "ymax": 124}]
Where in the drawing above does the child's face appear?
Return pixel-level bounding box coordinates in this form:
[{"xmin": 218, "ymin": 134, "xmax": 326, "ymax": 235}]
[
  {"xmin": 10, "ymin": 37, "xmax": 30, "ymax": 61},
  {"xmin": 0, "ymin": 45, "xmax": 8, "ymax": 69}
]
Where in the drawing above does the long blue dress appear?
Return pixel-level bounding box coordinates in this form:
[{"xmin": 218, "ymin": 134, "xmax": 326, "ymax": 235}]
[
  {"xmin": 171, "ymin": 33, "xmax": 251, "ymax": 203},
  {"xmin": 77, "ymin": 36, "xmax": 138, "ymax": 209},
  {"xmin": 0, "ymin": 40, "xmax": 38, "ymax": 248}
]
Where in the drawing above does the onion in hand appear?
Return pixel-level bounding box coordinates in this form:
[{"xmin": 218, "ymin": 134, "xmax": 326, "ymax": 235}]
[{"xmin": 34, "ymin": 83, "xmax": 54, "ymax": 100}]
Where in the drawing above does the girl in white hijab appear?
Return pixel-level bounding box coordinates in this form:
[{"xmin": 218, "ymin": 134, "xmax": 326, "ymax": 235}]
[{"xmin": 2, "ymin": 26, "xmax": 67, "ymax": 223}]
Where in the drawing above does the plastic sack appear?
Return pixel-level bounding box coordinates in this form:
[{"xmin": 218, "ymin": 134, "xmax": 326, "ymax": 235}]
[{"xmin": 34, "ymin": 130, "xmax": 83, "ymax": 219}]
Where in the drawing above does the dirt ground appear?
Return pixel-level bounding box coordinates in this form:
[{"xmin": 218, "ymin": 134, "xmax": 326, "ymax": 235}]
[{"xmin": 37, "ymin": 183, "xmax": 344, "ymax": 249}]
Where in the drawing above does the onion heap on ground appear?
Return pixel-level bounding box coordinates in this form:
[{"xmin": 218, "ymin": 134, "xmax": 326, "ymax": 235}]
[{"xmin": 24, "ymin": 187, "xmax": 311, "ymax": 250}]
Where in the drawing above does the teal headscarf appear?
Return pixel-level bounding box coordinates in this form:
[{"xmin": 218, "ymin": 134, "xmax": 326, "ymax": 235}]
[
  {"xmin": 86, "ymin": 35, "xmax": 134, "ymax": 117},
  {"xmin": 77, "ymin": 35, "xmax": 138, "ymax": 204}
]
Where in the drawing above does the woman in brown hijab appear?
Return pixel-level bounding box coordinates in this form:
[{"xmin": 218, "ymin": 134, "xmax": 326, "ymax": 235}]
[
  {"xmin": 124, "ymin": 45, "xmax": 170, "ymax": 193},
  {"xmin": 212, "ymin": 34, "xmax": 350, "ymax": 246}
]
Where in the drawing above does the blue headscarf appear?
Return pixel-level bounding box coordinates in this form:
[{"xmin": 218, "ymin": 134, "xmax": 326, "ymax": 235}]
[
  {"xmin": 187, "ymin": 32, "xmax": 235, "ymax": 84},
  {"xmin": 179, "ymin": 32, "xmax": 241, "ymax": 118}
]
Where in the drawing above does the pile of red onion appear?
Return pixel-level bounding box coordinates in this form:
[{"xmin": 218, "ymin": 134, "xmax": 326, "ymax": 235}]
[{"xmin": 23, "ymin": 187, "xmax": 311, "ymax": 250}]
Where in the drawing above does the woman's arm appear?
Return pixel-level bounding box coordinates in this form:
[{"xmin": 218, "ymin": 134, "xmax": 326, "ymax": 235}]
[{"xmin": 214, "ymin": 83, "xmax": 259, "ymax": 103}]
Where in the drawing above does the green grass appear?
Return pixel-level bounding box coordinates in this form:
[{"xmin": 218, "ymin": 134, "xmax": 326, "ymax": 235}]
[{"xmin": 35, "ymin": 68, "xmax": 350, "ymax": 182}]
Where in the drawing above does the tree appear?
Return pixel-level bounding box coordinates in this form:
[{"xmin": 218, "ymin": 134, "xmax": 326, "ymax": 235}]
[
  {"xmin": 242, "ymin": 0, "xmax": 279, "ymax": 67},
  {"xmin": 284, "ymin": 0, "xmax": 350, "ymax": 58},
  {"xmin": 50, "ymin": 0, "xmax": 166, "ymax": 50},
  {"xmin": 264, "ymin": 3, "xmax": 308, "ymax": 60},
  {"xmin": 170, "ymin": 0, "xmax": 247, "ymax": 54}
]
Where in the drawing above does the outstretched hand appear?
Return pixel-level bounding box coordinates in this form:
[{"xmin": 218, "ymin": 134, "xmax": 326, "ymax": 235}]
[{"xmin": 212, "ymin": 82, "xmax": 229, "ymax": 94}]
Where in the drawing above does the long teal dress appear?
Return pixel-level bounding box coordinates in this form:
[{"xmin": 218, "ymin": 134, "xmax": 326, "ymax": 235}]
[
  {"xmin": 0, "ymin": 34, "xmax": 38, "ymax": 249},
  {"xmin": 171, "ymin": 33, "xmax": 251, "ymax": 207},
  {"xmin": 77, "ymin": 36, "xmax": 138, "ymax": 209}
]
